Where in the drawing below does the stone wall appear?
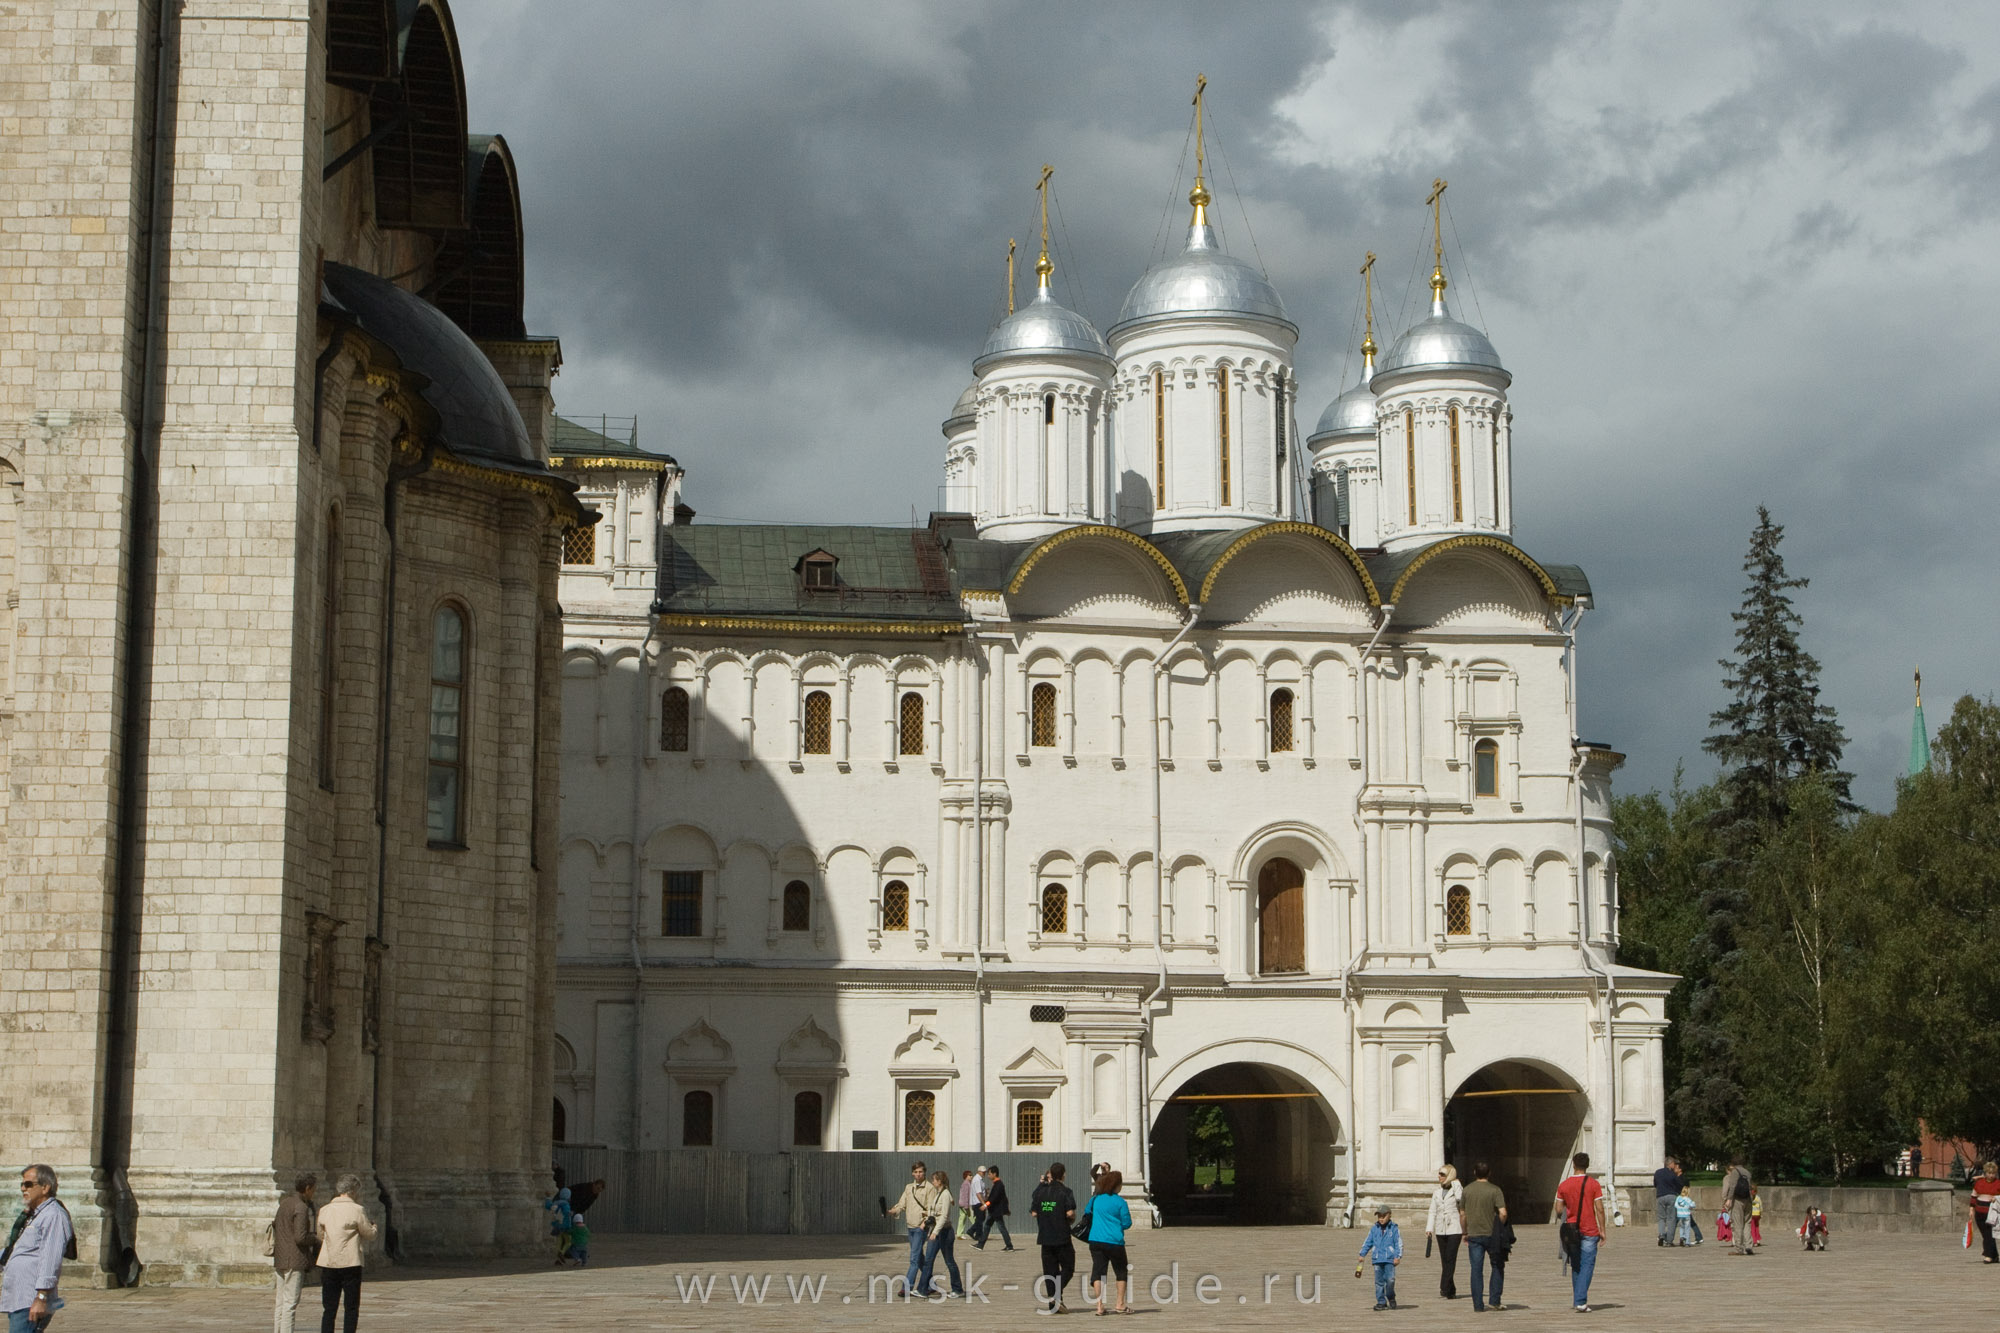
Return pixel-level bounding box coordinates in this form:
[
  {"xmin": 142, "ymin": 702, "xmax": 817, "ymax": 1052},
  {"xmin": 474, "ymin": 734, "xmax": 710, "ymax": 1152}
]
[{"xmin": 1620, "ymin": 1182, "xmax": 1968, "ymax": 1236}]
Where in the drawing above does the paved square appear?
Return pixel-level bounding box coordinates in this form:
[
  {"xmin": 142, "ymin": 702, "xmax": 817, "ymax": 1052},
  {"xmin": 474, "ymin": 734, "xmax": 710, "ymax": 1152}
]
[{"xmin": 46, "ymin": 1228, "xmax": 1984, "ymax": 1330}]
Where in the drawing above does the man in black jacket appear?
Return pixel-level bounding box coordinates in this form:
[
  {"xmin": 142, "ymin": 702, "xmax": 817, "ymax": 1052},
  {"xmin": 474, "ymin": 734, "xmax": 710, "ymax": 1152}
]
[
  {"xmin": 1028, "ymin": 1162, "xmax": 1077, "ymax": 1312},
  {"xmin": 974, "ymin": 1165, "xmax": 1014, "ymax": 1250}
]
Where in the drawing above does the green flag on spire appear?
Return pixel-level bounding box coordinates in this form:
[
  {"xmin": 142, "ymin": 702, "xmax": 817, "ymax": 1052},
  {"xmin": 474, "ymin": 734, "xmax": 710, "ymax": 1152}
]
[{"xmin": 1910, "ymin": 669, "xmax": 1931, "ymax": 776}]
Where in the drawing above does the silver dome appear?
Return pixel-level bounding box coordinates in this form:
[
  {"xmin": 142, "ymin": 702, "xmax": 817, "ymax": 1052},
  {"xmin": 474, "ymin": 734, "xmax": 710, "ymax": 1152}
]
[
  {"xmin": 1110, "ymin": 223, "xmax": 1295, "ymax": 338},
  {"xmin": 941, "ymin": 382, "xmax": 977, "ymax": 438},
  {"xmin": 1309, "ymin": 374, "xmax": 1376, "ymax": 443},
  {"xmin": 1373, "ymin": 294, "xmax": 1508, "ymax": 384},
  {"xmin": 973, "ymin": 287, "xmax": 1111, "ymax": 372}
]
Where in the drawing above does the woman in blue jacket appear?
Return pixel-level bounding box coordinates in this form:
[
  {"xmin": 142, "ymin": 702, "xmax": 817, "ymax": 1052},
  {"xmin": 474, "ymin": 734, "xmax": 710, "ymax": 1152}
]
[{"xmin": 1082, "ymin": 1169, "xmax": 1134, "ymax": 1315}]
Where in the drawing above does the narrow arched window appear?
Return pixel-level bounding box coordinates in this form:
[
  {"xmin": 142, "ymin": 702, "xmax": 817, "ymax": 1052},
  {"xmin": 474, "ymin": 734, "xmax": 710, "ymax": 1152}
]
[
  {"xmin": 1405, "ymin": 407, "xmax": 1418, "ymax": 524},
  {"xmin": 1269, "ymin": 688, "xmax": 1295, "ymax": 753},
  {"xmin": 782, "ymin": 880, "xmax": 811, "ymax": 932},
  {"xmin": 1031, "ymin": 681, "xmax": 1057, "ymax": 747},
  {"xmin": 793, "ymin": 1090, "xmax": 823, "ymax": 1147},
  {"xmin": 903, "ymin": 1090, "xmax": 935, "ymax": 1147},
  {"xmin": 553, "ymin": 1097, "xmax": 568, "ymax": 1143},
  {"xmin": 1153, "ymin": 369, "xmax": 1166, "ymax": 509},
  {"xmin": 682, "ymin": 1089, "xmax": 714, "ymax": 1146},
  {"xmin": 899, "ymin": 691, "xmax": 925, "ymax": 756},
  {"xmin": 661, "ymin": 686, "xmax": 691, "ymax": 751},
  {"xmin": 1474, "ymin": 738, "xmax": 1500, "ymax": 797},
  {"xmin": 1449, "ymin": 404, "xmax": 1463, "ymax": 521},
  {"xmin": 1016, "ymin": 1099, "xmax": 1045, "ymax": 1147},
  {"xmin": 1446, "ymin": 884, "xmax": 1473, "ymax": 936},
  {"xmin": 1041, "ymin": 884, "xmax": 1068, "ymax": 934},
  {"xmin": 882, "ymin": 880, "xmax": 910, "ymax": 931},
  {"xmin": 1045, "ymin": 392, "xmax": 1056, "ymax": 425},
  {"xmin": 318, "ymin": 514, "xmax": 340, "ymax": 790},
  {"xmin": 803, "ymin": 689, "xmax": 832, "ymax": 754},
  {"xmin": 426, "ymin": 605, "xmax": 467, "ymax": 845},
  {"xmin": 1217, "ymin": 362, "xmax": 1232, "ymax": 505}
]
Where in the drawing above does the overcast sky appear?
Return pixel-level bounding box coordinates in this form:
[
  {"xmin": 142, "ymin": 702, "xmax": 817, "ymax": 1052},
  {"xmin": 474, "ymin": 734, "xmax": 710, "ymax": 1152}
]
[{"xmin": 457, "ymin": 0, "xmax": 2000, "ymax": 809}]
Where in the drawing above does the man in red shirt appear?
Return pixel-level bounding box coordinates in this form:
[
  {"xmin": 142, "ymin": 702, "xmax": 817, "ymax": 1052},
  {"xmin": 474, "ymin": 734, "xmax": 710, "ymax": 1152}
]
[{"xmin": 1553, "ymin": 1152, "xmax": 1606, "ymax": 1313}]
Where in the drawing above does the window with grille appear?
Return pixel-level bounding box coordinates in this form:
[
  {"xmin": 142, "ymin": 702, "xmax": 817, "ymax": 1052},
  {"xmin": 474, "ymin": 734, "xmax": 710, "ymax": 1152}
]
[
  {"xmin": 1405, "ymin": 407, "xmax": 1418, "ymax": 525},
  {"xmin": 1474, "ymin": 738, "xmax": 1500, "ymax": 797},
  {"xmin": 803, "ymin": 690, "xmax": 832, "ymax": 754},
  {"xmin": 1153, "ymin": 369, "xmax": 1166, "ymax": 509},
  {"xmin": 682, "ymin": 1089, "xmax": 714, "ymax": 1146},
  {"xmin": 899, "ymin": 691, "xmax": 925, "ymax": 755},
  {"xmin": 882, "ymin": 880, "xmax": 910, "ymax": 931},
  {"xmin": 663, "ymin": 870, "xmax": 702, "ymax": 937},
  {"xmin": 426, "ymin": 605, "xmax": 467, "ymax": 845},
  {"xmin": 1217, "ymin": 362, "xmax": 1231, "ymax": 506},
  {"xmin": 1446, "ymin": 884, "xmax": 1473, "ymax": 936},
  {"xmin": 782, "ymin": 880, "xmax": 811, "ymax": 932},
  {"xmin": 661, "ymin": 686, "xmax": 691, "ymax": 751},
  {"xmin": 1016, "ymin": 1100, "xmax": 1044, "ymax": 1148},
  {"xmin": 562, "ymin": 523, "xmax": 596, "ymax": 566},
  {"xmin": 1029, "ymin": 1004, "xmax": 1067, "ymax": 1024},
  {"xmin": 793, "ymin": 1090, "xmax": 823, "ymax": 1147},
  {"xmin": 903, "ymin": 1090, "xmax": 935, "ymax": 1147},
  {"xmin": 1269, "ymin": 688, "xmax": 1295, "ymax": 752},
  {"xmin": 1031, "ymin": 682, "xmax": 1057, "ymax": 747},
  {"xmin": 1040, "ymin": 884, "xmax": 1068, "ymax": 934}
]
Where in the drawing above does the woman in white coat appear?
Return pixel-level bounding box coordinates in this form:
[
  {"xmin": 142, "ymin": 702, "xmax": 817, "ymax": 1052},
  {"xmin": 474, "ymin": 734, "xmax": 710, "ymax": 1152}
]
[{"xmin": 1426, "ymin": 1164, "xmax": 1466, "ymax": 1300}]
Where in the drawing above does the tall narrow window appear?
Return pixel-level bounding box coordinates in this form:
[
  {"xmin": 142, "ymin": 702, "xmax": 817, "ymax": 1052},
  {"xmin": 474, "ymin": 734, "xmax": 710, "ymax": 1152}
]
[
  {"xmin": 803, "ymin": 690, "xmax": 832, "ymax": 754},
  {"xmin": 318, "ymin": 517, "xmax": 339, "ymax": 790},
  {"xmin": 661, "ymin": 686, "xmax": 691, "ymax": 751},
  {"xmin": 663, "ymin": 870, "xmax": 703, "ymax": 936},
  {"xmin": 1449, "ymin": 404, "xmax": 1463, "ymax": 521},
  {"xmin": 1041, "ymin": 884, "xmax": 1068, "ymax": 934},
  {"xmin": 782, "ymin": 880, "xmax": 812, "ymax": 932},
  {"xmin": 899, "ymin": 691, "xmax": 925, "ymax": 755},
  {"xmin": 1474, "ymin": 738, "xmax": 1500, "ymax": 797},
  {"xmin": 426, "ymin": 605, "xmax": 466, "ymax": 845},
  {"xmin": 793, "ymin": 1090, "xmax": 823, "ymax": 1147},
  {"xmin": 1016, "ymin": 1099, "xmax": 1045, "ymax": 1147},
  {"xmin": 882, "ymin": 880, "xmax": 910, "ymax": 931},
  {"xmin": 682, "ymin": 1089, "xmax": 715, "ymax": 1146},
  {"xmin": 903, "ymin": 1090, "xmax": 935, "ymax": 1147},
  {"xmin": 1446, "ymin": 884, "xmax": 1473, "ymax": 936},
  {"xmin": 561, "ymin": 523, "xmax": 595, "ymax": 566},
  {"xmin": 1405, "ymin": 407, "xmax": 1418, "ymax": 524},
  {"xmin": 1153, "ymin": 369, "xmax": 1166, "ymax": 509},
  {"xmin": 1043, "ymin": 393, "xmax": 1057, "ymax": 512},
  {"xmin": 1257, "ymin": 857, "xmax": 1306, "ymax": 974},
  {"xmin": 1492, "ymin": 421, "xmax": 1503, "ymax": 523},
  {"xmin": 1216, "ymin": 363, "xmax": 1232, "ymax": 505},
  {"xmin": 1269, "ymin": 688, "xmax": 1295, "ymax": 753},
  {"xmin": 1031, "ymin": 682, "xmax": 1057, "ymax": 747}
]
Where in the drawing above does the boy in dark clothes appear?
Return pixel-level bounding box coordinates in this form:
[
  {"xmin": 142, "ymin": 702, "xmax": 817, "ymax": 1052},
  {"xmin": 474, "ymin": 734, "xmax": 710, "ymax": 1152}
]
[{"xmin": 975, "ymin": 1166, "xmax": 1014, "ymax": 1250}]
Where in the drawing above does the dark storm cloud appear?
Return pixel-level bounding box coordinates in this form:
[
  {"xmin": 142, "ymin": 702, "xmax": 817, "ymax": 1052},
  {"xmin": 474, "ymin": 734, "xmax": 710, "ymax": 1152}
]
[{"xmin": 456, "ymin": 0, "xmax": 2000, "ymax": 809}]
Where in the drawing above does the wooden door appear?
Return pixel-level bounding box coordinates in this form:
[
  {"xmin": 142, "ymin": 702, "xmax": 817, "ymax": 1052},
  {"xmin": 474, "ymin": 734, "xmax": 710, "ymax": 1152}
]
[{"xmin": 1258, "ymin": 858, "xmax": 1305, "ymax": 974}]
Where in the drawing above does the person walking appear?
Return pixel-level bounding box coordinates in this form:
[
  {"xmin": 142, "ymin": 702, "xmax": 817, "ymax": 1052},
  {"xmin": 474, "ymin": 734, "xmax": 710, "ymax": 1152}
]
[
  {"xmin": 1460, "ymin": 1162, "xmax": 1509, "ymax": 1312},
  {"xmin": 975, "ymin": 1165, "xmax": 1014, "ymax": 1251},
  {"xmin": 956, "ymin": 1170, "xmax": 979, "ymax": 1238},
  {"xmin": 1425, "ymin": 1164, "xmax": 1465, "ymax": 1299},
  {"xmin": 2, "ymin": 1165, "xmax": 74, "ymax": 1333},
  {"xmin": 1029, "ymin": 1161, "xmax": 1078, "ymax": 1314},
  {"xmin": 883, "ymin": 1160, "xmax": 932, "ymax": 1298},
  {"xmin": 1653, "ymin": 1155, "xmax": 1683, "ymax": 1246},
  {"xmin": 1719, "ymin": 1154, "xmax": 1754, "ymax": 1257},
  {"xmin": 1554, "ymin": 1152, "xmax": 1606, "ymax": 1313},
  {"xmin": 1971, "ymin": 1161, "xmax": 2000, "ymax": 1263},
  {"xmin": 272, "ymin": 1173, "xmax": 319, "ymax": 1333},
  {"xmin": 1082, "ymin": 1169, "xmax": 1133, "ymax": 1315},
  {"xmin": 315, "ymin": 1173, "xmax": 377, "ymax": 1333},
  {"xmin": 1357, "ymin": 1206, "xmax": 1403, "ymax": 1311},
  {"xmin": 917, "ymin": 1171, "xmax": 965, "ymax": 1299}
]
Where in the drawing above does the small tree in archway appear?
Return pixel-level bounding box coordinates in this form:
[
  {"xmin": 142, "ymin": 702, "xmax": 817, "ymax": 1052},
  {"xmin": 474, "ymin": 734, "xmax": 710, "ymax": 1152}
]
[{"xmin": 1188, "ymin": 1104, "xmax": 1235, "ymax": 1183}]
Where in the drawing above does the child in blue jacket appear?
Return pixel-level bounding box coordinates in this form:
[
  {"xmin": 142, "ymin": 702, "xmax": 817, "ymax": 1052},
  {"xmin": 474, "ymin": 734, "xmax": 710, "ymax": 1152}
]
[{"xmin": 1357, "ymin": 1206, "xmax": 1403, "ymax": 1310}]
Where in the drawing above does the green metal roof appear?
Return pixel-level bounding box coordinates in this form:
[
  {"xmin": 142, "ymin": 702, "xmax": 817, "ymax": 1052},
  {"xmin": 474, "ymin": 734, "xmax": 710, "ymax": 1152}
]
[
  {"xmin": 658, "ymin": 525, "xmax": 961, "ymax": 623},
  {"xmin": 551, "ymin": 414, "xmax": 676, "ymax": 465}
]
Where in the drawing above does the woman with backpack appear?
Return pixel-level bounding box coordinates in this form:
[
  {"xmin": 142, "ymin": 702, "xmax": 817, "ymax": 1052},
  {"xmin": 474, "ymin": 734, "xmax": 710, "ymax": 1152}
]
[
  {"xmin": 1081, "ymin": 1169, "xmax": 1133, "ymax": 1315},
  {"xmin": 1719, "ymin": 1155, "xmax": 1754, "ymax": 1257}
]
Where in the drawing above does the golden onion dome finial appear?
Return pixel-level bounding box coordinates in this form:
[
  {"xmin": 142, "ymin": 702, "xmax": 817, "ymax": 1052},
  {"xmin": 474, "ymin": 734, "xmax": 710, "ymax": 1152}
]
[
  {"xmin": 1036, "ymin": 164, "xmax": 1055, "ymax": 290},
  {"xmin": 1190, "ymin": 73, "xmax": 1210, "ymax": 227}
]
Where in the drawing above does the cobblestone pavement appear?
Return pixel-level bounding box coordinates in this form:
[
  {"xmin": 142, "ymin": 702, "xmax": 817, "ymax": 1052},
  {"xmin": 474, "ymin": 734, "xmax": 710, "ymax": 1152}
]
[{"xmin": 44, "ymin": 1228, "xmax": 1989, "ymax": 1330}]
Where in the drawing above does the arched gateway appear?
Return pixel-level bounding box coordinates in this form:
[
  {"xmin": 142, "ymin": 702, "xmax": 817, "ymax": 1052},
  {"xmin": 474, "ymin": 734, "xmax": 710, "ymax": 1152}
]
[
  {"xmin": 1444, "ymin": 1059, "xmax": 1587, "ymax": 1223},
  {"xmin": 1149, "ymin": 1045, "xmax": 1346, "ymax": 1226}
]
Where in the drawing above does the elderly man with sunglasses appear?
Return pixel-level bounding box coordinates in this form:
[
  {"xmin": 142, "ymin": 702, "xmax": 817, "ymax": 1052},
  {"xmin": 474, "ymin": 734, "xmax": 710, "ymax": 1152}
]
[{"xmin": 1, "ymin": 1165, "xmax": 73, "ymax": 1332}]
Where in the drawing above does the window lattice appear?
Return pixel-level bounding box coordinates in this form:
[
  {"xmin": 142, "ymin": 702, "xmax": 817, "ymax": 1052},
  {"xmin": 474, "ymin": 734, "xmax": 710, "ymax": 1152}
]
[
  {"xmin": 882, "ymin": 880, "xmax": 910, "ymax": 931},
  {"xmin": 1029, "ymin": 1004, "xmax": 1067, "ymax": 1024},
  {"xmin": 682, "ymin": 1089, "xmax": 714, "ymax": 1146},
  {"xmin": 562, "ymin": 524, "xmax": 596, "ymax": 566},
  {"xmin": 1474, "ymin": 738, "xmax": 1500, "ymax": 797},
  {"xmin": 1446, "ymin": 884, "xmax": 1473, "ymax": 936},
  {"xmin": 1030, "ymin": 682, "xmax": 1057, "ymax": 747},
  {"xmin": 1016, "ymin": 1100, "xmax": 1045, "ymax": 1148},
  {"xmin": 803, "ymin": 690, "xmax": 832, "ymax": 754},
  {"xmin": 899, "ymin": 691, "xmax": 925, "ymax": 756},
  {"xmin": 663, "ymin": 870, "xmax": 702, "ymax": 937},
  {"xmin": 426, "ymin": 606, "xmax": 466, "ymax": 845},
  {"xmin": 661, "ymin": 687, "xmax": 690, "ymax": 751},
  {"xmin": 793, "ymin": 1090, "xmax": 823, "ymax": 1147},
  {"xmin": 1269, "ymin": 688, "xmax": 1295, "ymax": 753},
  {"xmin": 904, "ymin": 1090, "xmax": 935, "ymax": 1147},
  {"xmin": 782, "ymin": 880, "xmax": 811, "ymax": 932},
  {"xmin": 1040, "ymin": 884, "xmax": 1068, "ymax": 934}
]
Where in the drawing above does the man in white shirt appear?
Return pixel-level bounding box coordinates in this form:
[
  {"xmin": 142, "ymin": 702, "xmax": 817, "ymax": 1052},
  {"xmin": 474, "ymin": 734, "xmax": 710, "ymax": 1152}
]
[{"xmin": 2, "ymin": 1164, "xmax": 74, "ymax": 1332}]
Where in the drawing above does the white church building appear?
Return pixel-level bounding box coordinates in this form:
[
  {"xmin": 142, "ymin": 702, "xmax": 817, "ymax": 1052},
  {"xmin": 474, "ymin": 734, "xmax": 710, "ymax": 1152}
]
[{"xmin": 550, "ymin": 152, "xmax": 1672, "ymax": 1226}]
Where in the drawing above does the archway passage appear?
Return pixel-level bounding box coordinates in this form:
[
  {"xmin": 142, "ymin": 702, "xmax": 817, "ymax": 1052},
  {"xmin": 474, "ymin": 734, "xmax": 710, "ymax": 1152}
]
[
  {"xmin": 1444, "ymin": 1061, "xmax": 1586, "ymax": 1223},
  {"xmin": 1150, "ymin": 1062, "xmax": 1339, "ymax": 1225}
]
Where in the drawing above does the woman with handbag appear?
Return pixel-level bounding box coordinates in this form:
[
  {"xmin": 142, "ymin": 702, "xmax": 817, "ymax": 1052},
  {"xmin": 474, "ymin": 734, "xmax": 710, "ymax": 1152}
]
[
  {"xmin": 1082, "ymin": 1169, "xmax": 1133, "ymax": 1315},
  {"xmin": 1425, "ymin": 1164, "xmax": 1465, "ymax": 1299},
  {"xmin": 917, "ymin": 1171, "xmax": 966, "ymax": 1298}
]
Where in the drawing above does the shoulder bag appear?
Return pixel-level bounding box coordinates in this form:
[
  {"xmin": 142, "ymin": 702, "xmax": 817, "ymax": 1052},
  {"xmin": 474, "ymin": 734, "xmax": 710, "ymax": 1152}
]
[{"xmin": 1071, "ymin": 1198, "xmax": 1093, "ymax": 1241}]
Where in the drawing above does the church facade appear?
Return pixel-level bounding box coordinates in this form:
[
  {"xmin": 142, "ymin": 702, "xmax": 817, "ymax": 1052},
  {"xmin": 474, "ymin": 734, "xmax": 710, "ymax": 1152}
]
[{"xmin": 553, "ymin": 159, "xmax": 1673, "ymax": 1225}]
